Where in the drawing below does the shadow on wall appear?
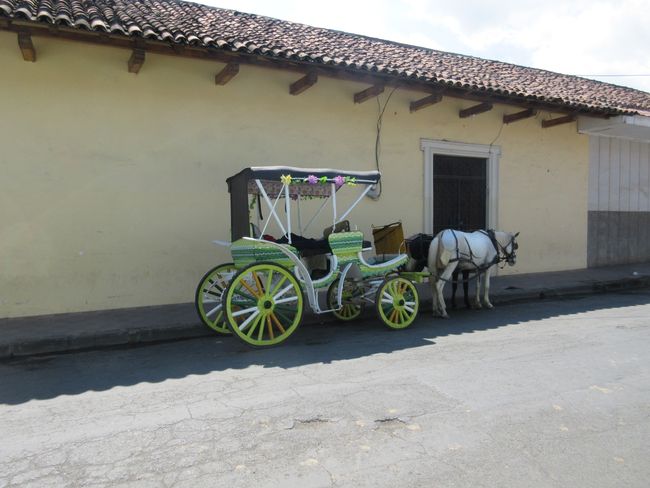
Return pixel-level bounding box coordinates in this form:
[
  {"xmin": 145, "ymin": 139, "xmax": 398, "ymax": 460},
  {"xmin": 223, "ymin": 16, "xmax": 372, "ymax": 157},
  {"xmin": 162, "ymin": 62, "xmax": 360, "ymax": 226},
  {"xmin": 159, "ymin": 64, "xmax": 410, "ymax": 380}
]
[{"xmin": 1, "ymin": 289, "xmax": 649, "ymax": 405}]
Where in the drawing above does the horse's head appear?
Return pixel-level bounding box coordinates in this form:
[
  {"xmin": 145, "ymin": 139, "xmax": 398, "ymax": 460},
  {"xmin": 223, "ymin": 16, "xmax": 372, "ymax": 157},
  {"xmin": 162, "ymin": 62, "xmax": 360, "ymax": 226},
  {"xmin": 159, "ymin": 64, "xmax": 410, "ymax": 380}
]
[{"xmin": 503, "ymin": 231, "xmax": 520, "ymax": 266}]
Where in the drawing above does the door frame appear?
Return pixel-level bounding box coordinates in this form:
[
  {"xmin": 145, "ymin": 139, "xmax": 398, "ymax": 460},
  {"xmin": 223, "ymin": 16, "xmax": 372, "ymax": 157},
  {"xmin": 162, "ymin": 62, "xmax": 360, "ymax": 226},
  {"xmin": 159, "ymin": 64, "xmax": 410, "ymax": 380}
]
[{"xmin": 421, "ymin": 138, "xmax": 500, "ymax": 235}]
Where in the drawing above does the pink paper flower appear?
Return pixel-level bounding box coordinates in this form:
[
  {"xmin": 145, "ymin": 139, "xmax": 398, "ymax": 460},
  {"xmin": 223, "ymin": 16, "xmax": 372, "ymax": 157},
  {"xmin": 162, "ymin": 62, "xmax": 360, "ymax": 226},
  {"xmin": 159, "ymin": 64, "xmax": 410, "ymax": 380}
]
[
  {"xmin": 334, "ymin": 175, "xmax": 345, "ymax": 188},
  {"xmin": 306, "ymin": 174, "xmax": 318, "ymax": 185}
]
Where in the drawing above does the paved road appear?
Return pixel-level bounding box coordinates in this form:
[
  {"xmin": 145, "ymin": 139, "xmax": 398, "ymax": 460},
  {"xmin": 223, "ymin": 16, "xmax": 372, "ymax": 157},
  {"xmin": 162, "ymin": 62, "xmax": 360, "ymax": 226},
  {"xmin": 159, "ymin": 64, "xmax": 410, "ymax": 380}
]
[{"xmin": 1, "ymin": 291, "xmax": 649, "ymax": 487}]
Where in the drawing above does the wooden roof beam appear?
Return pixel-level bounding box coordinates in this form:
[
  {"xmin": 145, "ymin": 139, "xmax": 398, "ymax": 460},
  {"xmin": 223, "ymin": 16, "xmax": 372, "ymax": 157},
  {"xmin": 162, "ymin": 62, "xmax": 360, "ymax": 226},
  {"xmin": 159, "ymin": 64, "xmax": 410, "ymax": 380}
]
[
  {"xmin": 503, "ymin": 108, "xmax": 537, "ymax": 124},
  {"xmin": 214, "ymin": 62, "xmax": 239, "ymax": 85},
  {"xmin": 127, "ymin": 48, "xmax": 145, "ymax": 73},
  {"xmin": 354, "ymin": 85, "xmax": 384, "ymax": 104},
  {"xmin": 541, "ymin": 114, "xmax": 576, "ymax": 128},
  {"xmin": 0, "ymin": 23, "xmax": 621, "ymax": 119},
  {"xmin": 290, "ymin": 71, "xmax": 318, "ymax": 95},
  {"xmin": 459, "ymin": 102, "xmax": 493, "ymax": 118},
  {"xmin": 410, "ymin": 93, "xmax": 443, "ymax": 113},
  {"xmin": 17, "ymin": 31, "xmax": 36, "ymax": 62}
]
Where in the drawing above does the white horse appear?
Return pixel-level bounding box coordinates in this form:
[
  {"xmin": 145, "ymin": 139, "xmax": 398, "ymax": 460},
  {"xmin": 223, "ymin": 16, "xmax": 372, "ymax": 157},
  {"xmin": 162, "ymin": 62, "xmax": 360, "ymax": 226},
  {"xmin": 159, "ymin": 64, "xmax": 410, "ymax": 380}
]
[{"xmin": 428, "ymin": 229, "xmax": 519, "ymax": 318}]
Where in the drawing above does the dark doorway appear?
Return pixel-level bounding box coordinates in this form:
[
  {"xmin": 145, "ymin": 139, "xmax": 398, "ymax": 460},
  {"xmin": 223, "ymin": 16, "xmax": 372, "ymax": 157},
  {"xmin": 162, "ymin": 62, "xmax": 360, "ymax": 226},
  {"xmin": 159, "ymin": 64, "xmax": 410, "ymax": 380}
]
[{"xmin": 433, "ymin": 154, "xmax": 487, "ymax": 234}]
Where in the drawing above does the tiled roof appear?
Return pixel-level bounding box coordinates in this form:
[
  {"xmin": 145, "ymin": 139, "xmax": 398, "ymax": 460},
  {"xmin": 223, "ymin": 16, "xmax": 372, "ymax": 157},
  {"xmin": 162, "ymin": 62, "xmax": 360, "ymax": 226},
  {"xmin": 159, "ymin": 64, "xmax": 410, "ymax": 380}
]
[{"xmin": 2, "ymin": 0, "xmax": 650, "ymax": 116}]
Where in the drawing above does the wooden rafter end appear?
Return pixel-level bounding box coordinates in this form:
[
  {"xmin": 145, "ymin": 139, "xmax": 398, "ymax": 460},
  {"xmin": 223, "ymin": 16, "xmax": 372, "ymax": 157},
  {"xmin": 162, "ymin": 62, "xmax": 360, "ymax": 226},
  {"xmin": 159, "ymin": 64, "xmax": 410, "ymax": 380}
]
[
  {"xmin": 459, "ymin": 102, "xmax": 493, "ymax": 118},
  {"xmin": 289, "ymin": 71, "xmax": 318, "ymax": 95},
  {"xmin": 354, "ymin": 85, "xmax": 384, "ymax": 104},
  {"xmin": 503, "ymin": 108, "xmax": 536, "ymax": 124},
  {"xmin": 215, "ymin": 62, "xmax": 239, "ymax": 85},
  {"xmin": 128, "ymin": 48, "xmax": 145, "ymax": 73},
  {"xmin": 409, "ymin": 93, "xmax": 442, "ymax": 113},
  {"xmin": 541, "ymin": 114, "xmax": 576, "ymax": 128},
  {"xmin": 17, "ymin": 32, "xmax": 36, "ymax": 62}
]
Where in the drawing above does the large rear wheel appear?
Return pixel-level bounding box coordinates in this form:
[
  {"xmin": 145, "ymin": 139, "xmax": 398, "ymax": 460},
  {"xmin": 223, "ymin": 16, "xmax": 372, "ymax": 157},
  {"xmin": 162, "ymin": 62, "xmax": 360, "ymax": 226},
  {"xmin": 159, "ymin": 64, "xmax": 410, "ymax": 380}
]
[
  {"xmin": 375, "ymin": 277, "xmax": 419, "ymax": 330},
  {"xmin": 195, "ymin": 263, "xmax": 237, "ymax": 335},
  {"xmin": 224, "ymin": 262, "xmax": 303, "ymax": 347}
]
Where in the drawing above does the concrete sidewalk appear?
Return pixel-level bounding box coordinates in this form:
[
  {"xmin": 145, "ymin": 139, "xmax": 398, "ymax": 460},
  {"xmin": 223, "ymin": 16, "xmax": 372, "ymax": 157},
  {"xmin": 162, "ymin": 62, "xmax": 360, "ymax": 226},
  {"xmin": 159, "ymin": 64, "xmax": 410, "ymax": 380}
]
[{"xmin": 2, "ymin": 262, "xmax": 650, "ymax": 359}]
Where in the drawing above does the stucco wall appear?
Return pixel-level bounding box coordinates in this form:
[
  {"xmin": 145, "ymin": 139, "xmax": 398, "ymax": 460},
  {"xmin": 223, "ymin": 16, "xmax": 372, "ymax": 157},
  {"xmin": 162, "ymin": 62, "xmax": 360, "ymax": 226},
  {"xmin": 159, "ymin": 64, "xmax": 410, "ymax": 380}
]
[{"xmin": 0, "ymin": 32, "xmax": 589, "ymax": 318}]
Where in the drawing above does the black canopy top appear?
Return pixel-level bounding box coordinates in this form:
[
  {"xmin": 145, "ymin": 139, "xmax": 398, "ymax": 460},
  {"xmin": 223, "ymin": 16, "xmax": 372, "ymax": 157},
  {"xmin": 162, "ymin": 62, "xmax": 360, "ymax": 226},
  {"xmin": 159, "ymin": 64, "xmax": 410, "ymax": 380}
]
[{"xmin": 226, "ymin": 166, "xmax": 380, "ymax": 241}]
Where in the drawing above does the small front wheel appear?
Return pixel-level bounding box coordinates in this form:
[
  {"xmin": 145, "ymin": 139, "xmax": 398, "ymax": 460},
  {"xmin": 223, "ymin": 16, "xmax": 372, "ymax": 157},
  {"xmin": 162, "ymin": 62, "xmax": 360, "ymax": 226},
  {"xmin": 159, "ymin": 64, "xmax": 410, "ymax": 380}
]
[
  {"xmin": 195, "ymin": 263, "xmax": 237, "ymax": 335},
  {"xmin": 326, "ymin": 278, "xmax": 364, "ymax": 321},
  {"xmin": 224, "ymin": 263, "xmax": 304, "ymax": 347},
  {"xmin": 375, "ymin": 277, "xmax": 419, "ymax": 329}
]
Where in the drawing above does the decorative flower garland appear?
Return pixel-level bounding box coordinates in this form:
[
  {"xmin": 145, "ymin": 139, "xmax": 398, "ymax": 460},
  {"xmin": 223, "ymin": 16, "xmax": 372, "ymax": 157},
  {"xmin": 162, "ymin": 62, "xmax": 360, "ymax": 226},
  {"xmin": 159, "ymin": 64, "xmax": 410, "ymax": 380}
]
[{"xmin": 280, "ymin": 174, "xmax": 357, "ymax": 188}]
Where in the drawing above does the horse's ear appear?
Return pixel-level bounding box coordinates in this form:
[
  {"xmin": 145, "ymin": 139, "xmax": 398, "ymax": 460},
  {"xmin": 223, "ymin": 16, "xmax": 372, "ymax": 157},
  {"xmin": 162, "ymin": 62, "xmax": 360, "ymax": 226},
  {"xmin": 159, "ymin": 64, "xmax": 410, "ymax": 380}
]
[{"xmin": 514, "ymin": 232, "xmax": 520, "ymax": 238}]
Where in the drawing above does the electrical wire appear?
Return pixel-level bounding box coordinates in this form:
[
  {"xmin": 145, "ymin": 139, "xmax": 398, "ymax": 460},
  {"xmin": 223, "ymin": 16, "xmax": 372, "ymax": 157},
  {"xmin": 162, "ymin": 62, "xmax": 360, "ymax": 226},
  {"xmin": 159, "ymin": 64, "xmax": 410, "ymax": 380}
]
[
  {"xmin": 488, "ymin": 119, "xmax": 505, "ymax": 151},
  {"xmin": 373, "ymin": 86, "xmax": 398, "ymax": 199}
]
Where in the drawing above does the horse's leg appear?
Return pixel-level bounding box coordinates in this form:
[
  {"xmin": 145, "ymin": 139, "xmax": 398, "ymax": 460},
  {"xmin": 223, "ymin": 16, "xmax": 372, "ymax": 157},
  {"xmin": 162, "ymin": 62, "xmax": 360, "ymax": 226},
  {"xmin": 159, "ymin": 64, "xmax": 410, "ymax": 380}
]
[
  {"xmin": 462, "ymin": 270, "xmax": 470, "ymax": 308},
  {"xmin": 483, "ymin": 267, "xmax": 494, "ymax": 309},
  {"xmin": 436, "ymin": 263, "xmax": 457, "ymax": 319},
  {"xmin": 472, "ymin": 271, "xmax": 482, "ymax": 309},
  {"xmin": 451, "ymin": 268, "xmax": 459, "ymax": 309},
  {"xmin": 430, "ymin": 273, "xmax": 440, "ymax": 316}
]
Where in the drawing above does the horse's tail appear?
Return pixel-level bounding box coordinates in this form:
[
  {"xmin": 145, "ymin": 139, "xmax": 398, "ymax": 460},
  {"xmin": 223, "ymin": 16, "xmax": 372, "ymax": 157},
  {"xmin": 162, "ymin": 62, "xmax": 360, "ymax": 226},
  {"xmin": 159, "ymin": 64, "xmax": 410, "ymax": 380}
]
[{"xmin": 427, "ymin": 235, "xmax": 442, "ymax": 280}]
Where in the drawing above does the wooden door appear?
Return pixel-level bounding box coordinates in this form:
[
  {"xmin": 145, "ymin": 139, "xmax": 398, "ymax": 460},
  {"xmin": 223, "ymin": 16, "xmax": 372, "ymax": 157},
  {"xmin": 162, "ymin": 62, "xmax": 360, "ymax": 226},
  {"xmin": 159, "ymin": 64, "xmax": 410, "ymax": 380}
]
[{"xmin": 433, "ymin": 154, "xmax": 487, "ymax": 235}]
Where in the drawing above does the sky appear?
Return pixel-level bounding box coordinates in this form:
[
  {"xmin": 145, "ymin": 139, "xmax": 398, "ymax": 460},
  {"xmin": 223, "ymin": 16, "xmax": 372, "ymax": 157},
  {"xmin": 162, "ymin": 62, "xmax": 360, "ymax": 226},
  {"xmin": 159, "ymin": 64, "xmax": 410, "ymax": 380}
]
[{"xmin": 202, "ymin": 0, "xmax": 650, "ymax": 93}]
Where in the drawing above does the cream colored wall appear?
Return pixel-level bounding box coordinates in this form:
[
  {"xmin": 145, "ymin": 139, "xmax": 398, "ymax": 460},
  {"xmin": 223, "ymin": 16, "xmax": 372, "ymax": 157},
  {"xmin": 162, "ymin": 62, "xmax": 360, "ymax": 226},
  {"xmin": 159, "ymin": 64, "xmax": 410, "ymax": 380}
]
[{"xmin": 0, "ymin": 32, "xmax": 588, "ymax": 318}]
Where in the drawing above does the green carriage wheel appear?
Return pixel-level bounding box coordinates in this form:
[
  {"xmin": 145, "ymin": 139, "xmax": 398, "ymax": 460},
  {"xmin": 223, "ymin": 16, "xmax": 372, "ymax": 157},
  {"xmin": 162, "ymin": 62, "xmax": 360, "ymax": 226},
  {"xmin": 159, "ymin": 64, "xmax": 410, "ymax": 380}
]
[
  {"xmin": 375, "ymin": 276, "xmax": 419, "ymax": 330},
  {"xmin": 326, "ymin": 278, "xmax": 364, "ymax": 321},
  {"xmin": 224, "ymin": 262, "xmax": 304, "ymax": 347},
  {"xmin": 195, "ymin": 263, "xmax": 237, "ymax": 335}
]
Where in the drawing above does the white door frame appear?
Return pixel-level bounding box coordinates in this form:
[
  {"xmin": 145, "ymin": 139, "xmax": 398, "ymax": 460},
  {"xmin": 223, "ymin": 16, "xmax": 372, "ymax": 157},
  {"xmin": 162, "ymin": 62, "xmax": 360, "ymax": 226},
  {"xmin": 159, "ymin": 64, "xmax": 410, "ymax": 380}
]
[{"xmin": 421, "ymin": 138, "xmax": 500, "ymax": 234}]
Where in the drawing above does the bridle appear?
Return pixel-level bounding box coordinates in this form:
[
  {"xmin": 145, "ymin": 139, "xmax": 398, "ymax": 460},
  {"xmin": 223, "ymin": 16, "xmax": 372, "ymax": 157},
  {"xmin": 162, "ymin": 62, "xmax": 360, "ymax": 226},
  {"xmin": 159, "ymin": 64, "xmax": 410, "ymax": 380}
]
[{"xmin": 481, "ymin": 230, "xmax": 519, "ymax": 267}]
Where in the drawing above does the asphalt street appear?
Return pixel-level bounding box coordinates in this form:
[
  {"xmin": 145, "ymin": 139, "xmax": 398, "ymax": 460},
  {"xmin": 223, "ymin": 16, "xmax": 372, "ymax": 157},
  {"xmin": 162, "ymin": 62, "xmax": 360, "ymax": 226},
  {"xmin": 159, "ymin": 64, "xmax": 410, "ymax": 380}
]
[{"xmin": 1, "ymin": 290, "xmax": 649, "ymax": 487}]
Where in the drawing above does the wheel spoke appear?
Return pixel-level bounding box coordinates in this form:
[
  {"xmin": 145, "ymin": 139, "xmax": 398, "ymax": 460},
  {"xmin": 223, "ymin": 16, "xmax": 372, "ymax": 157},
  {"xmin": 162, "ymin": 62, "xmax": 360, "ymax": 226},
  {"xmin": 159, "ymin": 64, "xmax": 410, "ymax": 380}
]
[
  {"xmin": 213, "ymin": 310, "xmax": 223, "ymax": 325},
  {"xmin": 275, "ymin": 296, "xmax": 298, "ymax": 305},
  {"xmin": 269, "ymin": 312, "xmax": 286, "ymax": 334},
  {"xmin": 381, "ymin": 298, "xmax": 393, "ymax": 305},
  {"xmin": 232, "ymin": 288, "xmax": 257, "ymax": 302},
  {"xmin": 270, "ymin": 275, "xmax": 288, "ymax": 296},
  {"xmin": 403, "ymin": 304, "xmax": 415, "ymax": 314},
  {"xmin": 399, "ymin": 310, "xmax": 408, "ymax": 323},
  {"xmin": 274, "ymin": 284, "xmax": 295, "ymax": 301},
  {"xmin": 389, "ymin": 308, "xmax": 398, "ymax": 323},
  {"xmin": 266, "ymin": 269, "xmax": 274, "ymax": 294},
  {"xmin": 382, "ymin": 291, "xmax": 393, "ymax": 302},
  {"xmin": 238, "ymin": 309, "xmax": 260, "ymax": 331},
  {"xmin": 266, "ymin": 316, "xmax": 274, "ymax": 339},
  {"xmin": 205, "ymin": 303, "xmax": 222, "ymax": 318},
  {"xmin": 252, "ymin": 271, "xmax": 264, "ymax": 295},
  {"xmin": 274, "ymin": 308, "xmax": 294, "ymax": 324},
  {"xmin": 246, "ymin": 314, "xmax": 263, "ymax": 338},
  {"xmin": 240, "ymin": 278, "xmax": 261, "ymax": 298},
  {"xmin": 232, "ymin": 305, "xmax": 259, "ymax": 318},
  {"xmin": 257, "ymin": 315, "xmax": 265, "ymax": 340}
]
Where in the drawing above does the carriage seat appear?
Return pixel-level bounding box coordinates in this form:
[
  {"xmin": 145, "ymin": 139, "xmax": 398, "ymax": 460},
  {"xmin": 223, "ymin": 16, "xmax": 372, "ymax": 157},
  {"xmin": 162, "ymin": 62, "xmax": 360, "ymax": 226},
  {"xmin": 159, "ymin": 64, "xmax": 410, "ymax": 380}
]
[{"xmin": 275, "ymin": 233, "xmax": 331, "ymax": 257}]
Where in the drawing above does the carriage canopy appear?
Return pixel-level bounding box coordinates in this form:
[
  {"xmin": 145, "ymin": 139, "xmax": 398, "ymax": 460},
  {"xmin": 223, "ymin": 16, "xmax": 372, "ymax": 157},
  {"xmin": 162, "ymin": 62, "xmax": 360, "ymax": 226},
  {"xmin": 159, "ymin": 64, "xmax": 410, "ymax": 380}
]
[{"xmin": 226, "ymin": 166, "xmax": 381, "ymax": 241}]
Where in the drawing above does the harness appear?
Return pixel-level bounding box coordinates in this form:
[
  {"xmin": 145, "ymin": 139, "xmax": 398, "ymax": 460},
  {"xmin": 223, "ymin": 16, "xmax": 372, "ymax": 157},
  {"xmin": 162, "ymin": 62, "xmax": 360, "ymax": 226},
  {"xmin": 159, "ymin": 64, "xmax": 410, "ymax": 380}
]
[{"xmin": 435, "ymin": 229, "xmax": 516, "ymax": 283}]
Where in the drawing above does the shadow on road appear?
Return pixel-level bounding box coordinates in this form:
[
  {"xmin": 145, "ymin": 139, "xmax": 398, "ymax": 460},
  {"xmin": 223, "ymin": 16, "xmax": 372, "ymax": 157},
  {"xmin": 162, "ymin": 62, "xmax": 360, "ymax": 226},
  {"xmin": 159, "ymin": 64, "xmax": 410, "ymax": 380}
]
[{"xmin": 2, "ymin": 290, "xmax": 649, "ymax": 405}]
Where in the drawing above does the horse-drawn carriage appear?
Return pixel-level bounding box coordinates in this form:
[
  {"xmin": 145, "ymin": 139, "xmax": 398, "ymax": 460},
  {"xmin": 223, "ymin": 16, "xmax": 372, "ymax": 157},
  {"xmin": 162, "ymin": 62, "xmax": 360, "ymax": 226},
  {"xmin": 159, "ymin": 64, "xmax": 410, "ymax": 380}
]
[{"xmin": 195, "ymin": 166, "xmax": 421, "ymax": 347}]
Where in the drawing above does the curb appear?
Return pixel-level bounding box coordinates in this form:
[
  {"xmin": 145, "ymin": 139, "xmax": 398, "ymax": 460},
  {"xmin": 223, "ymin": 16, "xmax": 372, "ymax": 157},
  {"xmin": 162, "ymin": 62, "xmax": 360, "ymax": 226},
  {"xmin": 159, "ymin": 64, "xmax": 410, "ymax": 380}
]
[{"xmin": 2, "ymin": 276, "xmax": 649, "ymax": 360}]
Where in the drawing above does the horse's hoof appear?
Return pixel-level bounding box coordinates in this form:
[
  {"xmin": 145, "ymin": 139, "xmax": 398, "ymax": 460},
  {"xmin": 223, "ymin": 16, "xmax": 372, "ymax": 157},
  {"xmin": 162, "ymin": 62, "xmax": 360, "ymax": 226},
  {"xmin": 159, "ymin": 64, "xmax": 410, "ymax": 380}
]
[
  {"xmin": 484, "ymin": 302, "xmax": 494, "ymax": 309},
  {"xmin": 471, "ymin": 303, "xmax": 482, "ymax": 310}
]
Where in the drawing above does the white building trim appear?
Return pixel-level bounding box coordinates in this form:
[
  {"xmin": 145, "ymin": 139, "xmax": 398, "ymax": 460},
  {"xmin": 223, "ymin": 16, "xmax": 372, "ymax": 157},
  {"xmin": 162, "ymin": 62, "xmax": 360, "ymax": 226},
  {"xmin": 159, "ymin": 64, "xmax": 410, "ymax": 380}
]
[
  {"xmin": 578, "ymin": 114, "xmax": 650, "ymax": 143},
  {"xmin": 420, "ymin": 139, "xmax": 500, "ymax": 235}
]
